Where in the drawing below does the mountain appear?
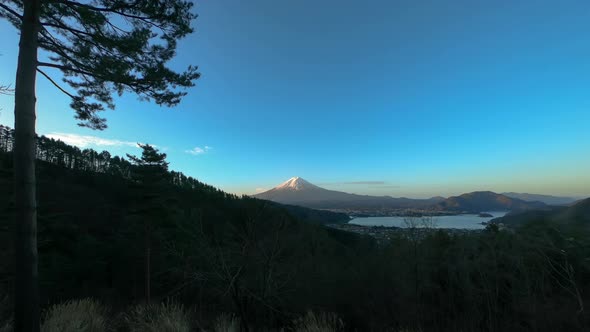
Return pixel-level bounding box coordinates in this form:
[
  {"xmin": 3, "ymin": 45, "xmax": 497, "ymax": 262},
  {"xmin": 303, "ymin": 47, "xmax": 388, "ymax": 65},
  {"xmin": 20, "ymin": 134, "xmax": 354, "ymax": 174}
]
[
  {"xmin": 561, "ymin": 197, "xmax": 590, "ymax": 223},
  {"xmin": 502, "ymin": 192, "xmax": 578, "ymax": 205},
  {"xmin": 435, "ymin": 191, "xmax": 548, "ymax": 213},
  {"xmin": 254, "ymin": 178, "xmax": 552, "ymax": 214},
  {"xmin": 493, "ymin": 197, "xmax": 590, "ymax": 228},
  {"xmin": 254, "ymin": 177, "xmax": 449, "ymax": 210}
]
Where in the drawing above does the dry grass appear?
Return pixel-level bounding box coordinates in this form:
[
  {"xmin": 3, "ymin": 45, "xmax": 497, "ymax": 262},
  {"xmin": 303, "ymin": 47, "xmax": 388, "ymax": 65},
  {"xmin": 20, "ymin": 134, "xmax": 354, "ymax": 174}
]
[
  {"xmin": 0, "ymin": 320, "xmax": 11, "ymax": 332},
  {"xmin": 41, "ymin": 298, "xmax": 107, "ymax": 332},
  {"xmin": 0, "ymin": 292, "xmax": 11, "ymax": 332},
  {"xmin": 213, "ymin": 313, "xmax": 240, "ymax": 332},
  {"xmin": 123, "ymin": 301, "xmax": 192, "ymax": 332},
  {"xmin": 293, "ymin": 310, "xmax": 344, "ymax": 332}
]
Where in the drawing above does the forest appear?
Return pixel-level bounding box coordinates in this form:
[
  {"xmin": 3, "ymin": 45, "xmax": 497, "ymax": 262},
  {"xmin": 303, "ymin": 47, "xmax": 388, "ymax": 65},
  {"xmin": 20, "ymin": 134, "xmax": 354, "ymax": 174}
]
[{"xmin": 1, "ymin": 126, "xmax": 589, "ymax": 331}]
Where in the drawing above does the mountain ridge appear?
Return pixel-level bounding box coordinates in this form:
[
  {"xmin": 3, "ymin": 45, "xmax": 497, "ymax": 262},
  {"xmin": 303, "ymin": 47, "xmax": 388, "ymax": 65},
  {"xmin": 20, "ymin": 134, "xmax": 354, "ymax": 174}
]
[
  {"xmin": 493, "ymin": 197, "xmax": 590, "ymax": 228},
  {"xmin": 435, "ymin": 191, "xmax": 548, "ymax": 213},
  {"xmin": 501, "ymin": 192, "xmax": 578, "ymax": 205},
  {"xmin": 254, "ymin": 178, "xmax": 548, "ymax": 213}
]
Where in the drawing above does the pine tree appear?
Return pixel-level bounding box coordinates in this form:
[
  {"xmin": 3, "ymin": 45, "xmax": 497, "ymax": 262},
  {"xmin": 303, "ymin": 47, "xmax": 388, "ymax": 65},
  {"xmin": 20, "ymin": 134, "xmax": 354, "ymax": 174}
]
[
  {"xmin": 0, "ymin": 1, "xmax": 199, "ymax": 330},
  {"xmin": 127, "ymin": 144, "xmax": 169, "ymax": 303}
]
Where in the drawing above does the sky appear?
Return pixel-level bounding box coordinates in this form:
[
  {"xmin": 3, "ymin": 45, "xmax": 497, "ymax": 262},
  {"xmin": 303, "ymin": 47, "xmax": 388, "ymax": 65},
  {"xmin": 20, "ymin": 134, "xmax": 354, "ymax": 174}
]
[{"xmin": 1, "ymin": 0, "xmax": 590, "ymax": 198}]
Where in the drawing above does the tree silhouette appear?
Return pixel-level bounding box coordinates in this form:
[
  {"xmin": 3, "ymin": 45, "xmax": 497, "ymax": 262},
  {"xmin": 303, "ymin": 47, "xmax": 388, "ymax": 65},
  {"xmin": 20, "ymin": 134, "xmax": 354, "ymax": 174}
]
[
  {"xmin": 127, "ymin": 144, "xmax": 169, "ymax": 304},
  {"xmin": 0, "ymin": 0, "xmax": 199, "ymax": 329}
]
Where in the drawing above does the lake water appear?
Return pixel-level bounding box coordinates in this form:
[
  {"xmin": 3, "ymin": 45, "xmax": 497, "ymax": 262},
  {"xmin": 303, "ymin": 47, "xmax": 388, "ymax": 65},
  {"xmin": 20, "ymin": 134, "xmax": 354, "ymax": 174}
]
[{"xmin": 349, "ymin": 211, "xmax": 507, "ymax": 230}]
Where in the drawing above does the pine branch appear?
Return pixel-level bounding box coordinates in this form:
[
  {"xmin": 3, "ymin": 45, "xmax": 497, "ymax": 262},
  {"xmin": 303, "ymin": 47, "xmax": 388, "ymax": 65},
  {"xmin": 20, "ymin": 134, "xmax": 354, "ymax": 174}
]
[
  {"xmin": 57, "ymin": 0, "xmax": 159, "ymax": 21},
  {"xmin": 41, "ymin": 22, "xmax": 125, "ymax": 63},
  {"xmin": 41, "ymin": 20, "xmax": 96, "ymax": 38},
  {"xmin": 37, "ymin": 68, "xmax": 76, "ymax": 100},
  {"xmin": 37, "ymin": 61, "xmax": 95, "ymax": 78},
  {"xmin": 0, "ymin": 3, "xmax": 22, "ymax": 21}
]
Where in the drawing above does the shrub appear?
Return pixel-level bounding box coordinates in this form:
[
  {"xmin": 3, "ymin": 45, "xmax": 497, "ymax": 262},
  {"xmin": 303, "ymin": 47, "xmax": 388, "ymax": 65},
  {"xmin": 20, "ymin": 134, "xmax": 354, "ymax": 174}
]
[
  {"xmin": 213, "ymin": 313, "xmax": 240, "ymax": 332},
  {"xmin": 0, "ymin": 320, "xmax": 12, "ymax": 332},
  {"xmin": 0, "ymin": 290, "xmax": 11, "ymax": 332},
  {"xmin": 0, "ymin": 291, "xmax": 11, "ymax": 332},
  {"xmin": 293, "ymin": 311, "xmax": 344, "ymax": 332},
  {"xmin": 124, "ymin": 301, "xmax": 192, "ymax": 332},
  {"xmin": 41, "ymin": 298, "xmax": 107, "ymax": 332}
]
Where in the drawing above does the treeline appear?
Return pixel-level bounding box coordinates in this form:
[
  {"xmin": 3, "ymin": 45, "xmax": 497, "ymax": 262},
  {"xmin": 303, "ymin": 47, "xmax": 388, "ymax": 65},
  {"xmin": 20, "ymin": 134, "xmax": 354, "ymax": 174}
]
[{"xmin": 0, "ymin": 124, "xmax": 236, "ymax": 200}]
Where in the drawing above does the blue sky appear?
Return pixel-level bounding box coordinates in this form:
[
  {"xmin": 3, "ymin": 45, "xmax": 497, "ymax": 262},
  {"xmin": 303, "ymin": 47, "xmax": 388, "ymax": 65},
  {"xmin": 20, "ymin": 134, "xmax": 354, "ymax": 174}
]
[{"xmin": 1, "ymin": 0, "xmax": 590, "ymax": 198}]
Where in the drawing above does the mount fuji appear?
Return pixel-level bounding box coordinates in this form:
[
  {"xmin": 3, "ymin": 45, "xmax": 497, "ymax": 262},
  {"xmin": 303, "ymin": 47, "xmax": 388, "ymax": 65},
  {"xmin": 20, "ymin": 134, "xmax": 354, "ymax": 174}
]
[{"xmin": 253, "ymin": 177, "xmax": 441, "ymax": 210}]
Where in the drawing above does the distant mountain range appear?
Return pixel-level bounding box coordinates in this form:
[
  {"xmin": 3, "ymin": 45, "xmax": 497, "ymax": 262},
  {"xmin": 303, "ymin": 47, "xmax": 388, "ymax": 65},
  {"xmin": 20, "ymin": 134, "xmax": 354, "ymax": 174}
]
[
  {"xmin": 254, "ymin": 177, "xmax": 443, "ymax": 210},
  {"xmin": 254, "ymin": 177, "xmax": 548, "ymax": 214},
  {"xmin": 501, "ymin": 192, "xmax": 578, "ymax": 205}
]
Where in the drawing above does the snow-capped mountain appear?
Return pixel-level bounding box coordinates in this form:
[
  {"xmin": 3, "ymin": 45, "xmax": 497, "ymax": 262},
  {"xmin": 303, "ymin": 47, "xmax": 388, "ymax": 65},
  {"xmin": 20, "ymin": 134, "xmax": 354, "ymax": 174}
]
[
  {"xmin": 253, "ymin": 177, "xmax": 439, "ymax": 209},
  {"xmin": 274, "ymin": 177, "xmax": 320, "ymax": 191}
]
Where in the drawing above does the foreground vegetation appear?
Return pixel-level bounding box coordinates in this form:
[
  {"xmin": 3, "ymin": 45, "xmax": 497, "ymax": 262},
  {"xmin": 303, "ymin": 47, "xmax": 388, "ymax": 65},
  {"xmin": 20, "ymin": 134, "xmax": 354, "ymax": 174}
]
[{"xmin": 1, "ymin": 134, "xmax": 589, "ymax": 331}]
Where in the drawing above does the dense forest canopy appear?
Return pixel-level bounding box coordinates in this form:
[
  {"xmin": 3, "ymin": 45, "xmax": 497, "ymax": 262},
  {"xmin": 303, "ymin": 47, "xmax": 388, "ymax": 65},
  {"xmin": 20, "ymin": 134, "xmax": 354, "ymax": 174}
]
[{"xmin": 0, "ymin": 125, "xmax": 230, "ymax": 197}]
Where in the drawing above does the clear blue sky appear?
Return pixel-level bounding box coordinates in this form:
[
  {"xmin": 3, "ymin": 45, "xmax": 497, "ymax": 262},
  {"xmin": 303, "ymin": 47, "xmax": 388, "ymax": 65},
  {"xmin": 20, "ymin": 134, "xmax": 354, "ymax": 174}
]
[{"xmin": 1, "ymin": 0, "xmax": 590, "ymax": 198}]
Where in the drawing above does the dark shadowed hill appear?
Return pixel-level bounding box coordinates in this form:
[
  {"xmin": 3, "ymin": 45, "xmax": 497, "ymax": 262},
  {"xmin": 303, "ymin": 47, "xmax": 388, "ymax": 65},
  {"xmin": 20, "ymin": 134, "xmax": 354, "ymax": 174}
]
[
  {"xmin": 0, "ymin": 150, "xmax": 359, "ymax": 303},
  {"xmin": 563, "ymin": 197, "xmax": 590, "ymax": 222},
  {"xmin": 502, "ymin": 192, "xmax": 578, "ymax": 205},
  {"xmin": 435, "ymin": 191, "xmax": 548, "ymax": 213},
  {"xmin": 495, "ymin": 197, "xmax": 590, "ymax": 228}
]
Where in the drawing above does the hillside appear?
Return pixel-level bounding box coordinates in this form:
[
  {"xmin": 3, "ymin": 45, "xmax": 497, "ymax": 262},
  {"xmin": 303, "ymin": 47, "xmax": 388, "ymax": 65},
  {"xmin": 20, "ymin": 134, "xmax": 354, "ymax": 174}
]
[
  {"xmin": 0, "ymin": 151, "xmax": 360, "ymax": 305},
  {"xmin": 495, "ymin": 197, "xmax": 590, "ymax": 228},
  {"xmin": 435, "ymin": 191, "xmax": 548, "ymax": 213},
  {"xmin": 502, "ymin": 192, "xmax": 578, "ymax": 205}
]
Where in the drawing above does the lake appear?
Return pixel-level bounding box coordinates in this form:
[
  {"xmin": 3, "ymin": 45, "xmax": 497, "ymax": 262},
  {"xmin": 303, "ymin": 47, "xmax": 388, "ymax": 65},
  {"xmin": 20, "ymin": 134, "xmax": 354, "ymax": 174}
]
[{"xmin": 349, "ymin": 211, "xmax": 508, "ymax": 230}]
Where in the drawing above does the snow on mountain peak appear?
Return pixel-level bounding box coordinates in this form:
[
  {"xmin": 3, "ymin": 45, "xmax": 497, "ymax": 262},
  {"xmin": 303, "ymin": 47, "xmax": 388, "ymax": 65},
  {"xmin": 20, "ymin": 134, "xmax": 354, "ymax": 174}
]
[{"xmin": 275, "ymin": 177, "xmax": 318, "ymax": 191}]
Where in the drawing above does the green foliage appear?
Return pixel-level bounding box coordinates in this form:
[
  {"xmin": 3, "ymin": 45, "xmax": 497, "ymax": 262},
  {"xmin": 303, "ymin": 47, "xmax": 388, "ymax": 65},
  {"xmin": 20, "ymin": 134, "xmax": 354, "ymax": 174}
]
[
  {"xmin": 127, "ymin": 144, "xmax": 169, "ymax": 182},
  {"xmin": 41, "ymin": 299, "xmax": 107, "ymax": 332},
  {"xmin": 123, "ymin": 302, "xmax": 192, "ymax": 332}
]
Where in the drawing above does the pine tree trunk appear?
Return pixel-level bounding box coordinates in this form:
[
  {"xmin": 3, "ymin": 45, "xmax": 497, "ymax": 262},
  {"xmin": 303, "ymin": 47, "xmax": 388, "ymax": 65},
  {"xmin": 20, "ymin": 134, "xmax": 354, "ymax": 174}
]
[
  {"xmin": 13, "ymin": 0, "xmax": 41, "ymax": 331},
  {"xmin": 145, "ymin": 220, "xmax": 151, "ymax": 303}
]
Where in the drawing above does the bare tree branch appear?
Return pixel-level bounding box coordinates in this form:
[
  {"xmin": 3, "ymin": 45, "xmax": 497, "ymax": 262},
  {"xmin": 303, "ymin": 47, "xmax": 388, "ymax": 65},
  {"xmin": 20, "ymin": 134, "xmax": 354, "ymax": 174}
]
[{"xmin": 0, "ymin": 84, "xmax": 14, "ymax": 95}]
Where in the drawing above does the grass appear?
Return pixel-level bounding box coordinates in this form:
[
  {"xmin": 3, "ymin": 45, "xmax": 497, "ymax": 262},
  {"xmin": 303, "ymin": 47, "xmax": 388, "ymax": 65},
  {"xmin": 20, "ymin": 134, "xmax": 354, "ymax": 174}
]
[
  {"xmin": 0, "ymin": 292, "xmax": 11, "ymax": 332},
  {"xmin": 123, "ymin": 301, "xmax": 192, "ymax": 332},
  {"xmin": 293, "ymin": 310, "xmax": 344, "ymax": 332},
  {"xmin": 41, "ymin": 298, "xmax": 107, "ymax": 332},
  {"xmin": 213, "ymin": 313, "xmax": 240, "ymax": 332}
]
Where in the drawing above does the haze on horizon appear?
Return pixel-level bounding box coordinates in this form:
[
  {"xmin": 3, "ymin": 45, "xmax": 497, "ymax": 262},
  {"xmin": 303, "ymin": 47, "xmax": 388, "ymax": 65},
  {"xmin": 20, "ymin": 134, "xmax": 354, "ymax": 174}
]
[{"xmin": 1, "ymin": 0, "xmax": 589, "ymax": 198}]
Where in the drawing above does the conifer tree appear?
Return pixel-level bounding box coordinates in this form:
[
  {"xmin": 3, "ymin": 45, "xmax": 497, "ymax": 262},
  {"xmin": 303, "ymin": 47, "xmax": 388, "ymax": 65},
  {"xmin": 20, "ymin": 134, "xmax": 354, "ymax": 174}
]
[{"xmin": 127, "ymin": 144, "xmax": 169, "ymax": 303}]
